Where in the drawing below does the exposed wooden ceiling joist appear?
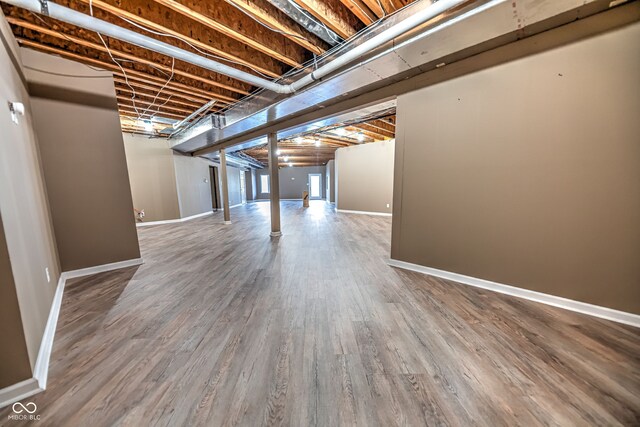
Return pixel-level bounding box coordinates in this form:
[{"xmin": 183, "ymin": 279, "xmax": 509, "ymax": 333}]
[
  {"xmin": 290, "ymin": 0, "xmax": 363, "ymax": 39},
  {"xmin": 6, "ymin": 16, "xmax": 248, "ymax": 98},
  {"xmin": 74, "ymin": 0, "xmax": 282, "ymax": 79},
  {"xmin": 223, "ymin": 0, "xmax": 327, "ymax": 55},
  {"xmin": 337, "ymin": 0, "xmax": 376, "ymax": 25},
  {"xmin": 153, "ymin": 0, "xmax": 308, "ymax": 68}
]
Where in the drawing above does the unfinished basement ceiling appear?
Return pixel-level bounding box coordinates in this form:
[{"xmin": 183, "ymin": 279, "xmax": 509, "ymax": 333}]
[
  {"xmin": 240, "ymin": 107, "xmax": 395, "ymax": 167},
  {"xmin": 1, "ymin": 0, "xmax": 415, "ymax": 137}
]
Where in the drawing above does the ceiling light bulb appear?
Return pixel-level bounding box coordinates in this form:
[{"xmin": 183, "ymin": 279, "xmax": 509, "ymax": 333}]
[
  {"xmin": 288, "ymin": 162, "xmax": 293, "ymax": 167},
  {"xmin": 276, "ymin": 149, "xmax": 281, "ymax": 155},
  {"xmin": 283, "ymin": 156, "xmax": 289, "ymax": 162},
  {"xmin": 335, "ymin": 128, "xmax": 346, "ymax": 136},
  {"xmin": 315, "ymin": 140, "xmax": 321, "ymax": 147},
  {"xmin": 295, "ymin": 137, "xmax": 303, "ymax": 144},
  {"xmin": 357, "ymin": 133, "xmax": 365, "ymax": 142}
]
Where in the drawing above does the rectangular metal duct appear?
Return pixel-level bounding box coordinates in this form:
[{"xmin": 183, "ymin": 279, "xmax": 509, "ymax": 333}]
[{"xmin": 170, "ymin": 0, "xmax": 621, "ymax": 155}]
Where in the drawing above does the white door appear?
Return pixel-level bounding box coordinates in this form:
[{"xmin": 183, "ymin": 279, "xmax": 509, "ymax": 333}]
[{"xmin": 308, "ymin": 174, "xmax": 321, "ymax": 199}]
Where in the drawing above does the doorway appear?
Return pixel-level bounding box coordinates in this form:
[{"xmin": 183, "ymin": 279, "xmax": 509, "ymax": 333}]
[
  {"xmin": 209, "ymin": 166, "xmax": 221, "ymax": 211},
  {"xmin": 308, "ymin": 174, "xmax": 322, "ymax": 200}
]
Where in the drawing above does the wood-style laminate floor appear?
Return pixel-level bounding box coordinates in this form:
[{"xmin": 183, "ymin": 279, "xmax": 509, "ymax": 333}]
[{"xmin": 3, "ymin": 201, "xmax": 639, "ymax": 426}]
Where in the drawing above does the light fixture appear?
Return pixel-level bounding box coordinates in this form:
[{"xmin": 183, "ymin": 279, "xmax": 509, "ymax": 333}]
[
  {"xmin": 140, "ymin": 119, "xmax": 153, "ymax": 132},
  {"xmin": 295, "ymin": 136, "xmax": 303, "ymax": 144},
  {"xmin": 276, "ymin": 149, "xmax": 281, "ymax": 155},
  {"xmin": 335, "ymin": 127, "xmax": 346, "ymax": 136},
  {"xmin": 315, "ymin": 140, "xmax": 321, "ymax": 147},
  {"xmin": 283, "ymin": 156, "xmax": 289, "ymax": 162},
  {"xmin": 357, "ymin": 132, "xmax": 365, "ymax": 142},
  {"xmin": 288, "ymin": 162, "xmax": 293, "ymax": 167}
]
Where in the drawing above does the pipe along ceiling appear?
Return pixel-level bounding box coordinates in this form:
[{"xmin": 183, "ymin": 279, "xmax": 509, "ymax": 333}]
[{"xmin": 3, "ymin": 0, "xmax": 467, "ymax": 95}]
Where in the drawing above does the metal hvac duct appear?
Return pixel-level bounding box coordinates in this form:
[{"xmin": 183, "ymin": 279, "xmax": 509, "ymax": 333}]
[{"xmin": 2, "ymin": 0, "xmax": 467, "ymax": 94}]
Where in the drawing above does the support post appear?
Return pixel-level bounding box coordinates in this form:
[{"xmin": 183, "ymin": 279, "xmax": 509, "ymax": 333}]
[
  {"xmin": 267, "ymin": 133, "xmax": 281, "ymax": 237},
  {"xmin": 220, "ymin": 148, "xmax": 231, "ymax": 225}
]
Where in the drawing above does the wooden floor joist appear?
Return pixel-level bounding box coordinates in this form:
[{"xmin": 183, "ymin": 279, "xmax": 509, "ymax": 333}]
[
  {"xmin": 7, "ymin": 17, "xmax": 247, "ymax": 98},
  {"xmin": 224, "ymin": 0, "xmax": 327, "ymax": 55},
  {"xmin": 153, "ymin": 0, "xmax": 305, "ymax": 68},
  {"xmin": 74, "ymin": 0, "xmax": 282, "ymax": 79}
]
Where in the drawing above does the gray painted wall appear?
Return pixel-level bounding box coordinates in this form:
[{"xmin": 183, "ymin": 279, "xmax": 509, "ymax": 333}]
[
  {"xmin": 26, "ymin": 49, "xmax": 141, "ymax": 271},
  {"xmin": 173, "ymin": 153, "xmax": 244, "ymax": 217},
  {"xmin": 391, "ymin": 21, "xmax": 640, "ymax": 315},
  {"xmin": 256, "ymin": 166, "xmax": 326, "ymax": 199},
  {"xmin": 0, "ymin": 15, "xmax": 60, "ymax": 378},
  {"xmin": 335, "ymin": 141, "xmax": 394, "ymax": 214},
  {"xmin": 326, "ymin": 160, "xmax": 335, "ymax": 203},
  {"xmin": 123, "ymin": 134, "xmax": 180, "ymax": 222},
  {"xmin": 245, "ymin": 170, "xmax": 256, "ymax": 201}
]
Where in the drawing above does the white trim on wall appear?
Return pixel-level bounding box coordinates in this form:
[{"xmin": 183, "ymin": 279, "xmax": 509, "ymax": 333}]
[
  {"xmin": 0, "ymin": 257, "xmax": 143, "ymax": 409},
  {"xmin": 136, "ymin": 210, "xmax": 214, "ymax": 227},
  {"xmin": 388, "ymin": 259, "xmax": 640, "ymax": 328},
  {"xmin": 337, "ymin": 209, "xmax": 392, "ymax": 217}
]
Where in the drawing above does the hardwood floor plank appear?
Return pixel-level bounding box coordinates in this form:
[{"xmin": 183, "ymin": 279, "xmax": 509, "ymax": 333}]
[{"xmin": 1, "ymin": 201, "xmax": 638, "ymax": 426}]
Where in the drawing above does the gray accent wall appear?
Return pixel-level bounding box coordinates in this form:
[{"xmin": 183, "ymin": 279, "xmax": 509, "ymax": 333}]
[
  {"xmin": 0, "ymin": 13, "xmax": 60, "ymax": 377},
  {"xmin": 256, "ymin": 166, "xmax": 326, "ymax": 200},
  {"xmin": 25, "ymin": 49, "xmax": 141, "ymax": 272},
  {"xmin": 173, "ymin": 153, "xmax": 244, "ymax": 217},
  {"xmin": 123, "ymin": 134, "xmax": 180, "ymax": 222},
  {"xmin": 335, "ymin": 141, "xmax": 394, "ymax": 214},
  {"xmin": 391, "ymin": 21, "xmax": 640, "ymax": 314},
  {"xmin": 326, "ymin": 160, "xmax": 335, "ymax": 203}
]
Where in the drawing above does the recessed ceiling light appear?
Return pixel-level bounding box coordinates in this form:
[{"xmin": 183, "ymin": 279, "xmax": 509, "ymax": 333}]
[
  {"xmin": 357, "ymin": 132, "xmax": 365, "ymax": 142},
  {"xmin": 283, "ymin": 156, "xmax": 289, "ymax": 162},
  {"xmin": 288, "ymin": 162, "xmax": 293, "ymax": 167},
  {"xmin": 295, "ymin": 137, "xmax": 303, "ymax": 144},
  {"xmin": 276, "ymin": 149, "xmax": 281, "ymax": 155},
  {"xmin": 315, "ymin": 140, "xmax": 321, "ymax": 147},
  {"xmin": 335, "ymin": 128, "xmax": 346, "ymax": 136}
]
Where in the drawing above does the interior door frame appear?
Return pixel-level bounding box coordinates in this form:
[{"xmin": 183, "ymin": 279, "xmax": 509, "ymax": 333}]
[{"xmin": 308, "ymin": 173, "xmax": 322, "ymax": 200}]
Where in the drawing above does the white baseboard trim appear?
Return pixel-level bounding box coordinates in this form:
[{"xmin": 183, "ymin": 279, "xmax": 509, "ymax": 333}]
[
  {"xmin": 0, "ymin": 257, "xmax": 144, "ymax": 409},
  {"xmin": 0, "ymin": 379, "xmax": 41, "ymax": 409},
  {"xmin": 63, "ymin": 258, "xmax": 143, "ymax": 280},
  {"xmin": 229, "ymin": 203, "xmax": 244, "ymax": 209},
  {"xmin": 337, "ymin": 209, "xmax": 392, "ymax": 217},
  {"xmin": 136, "ymin": 210, "xmax": 214, "ymax": 227},
  {"xmin": 388, "ymin": 259, "xmax": 640, "ymax": 328}
]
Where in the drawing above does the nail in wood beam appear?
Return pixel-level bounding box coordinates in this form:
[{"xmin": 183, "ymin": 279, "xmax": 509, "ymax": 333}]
[
  {"xmin": 267, "ymin": 132, "xmax": 282, "ymax": 237},
  {"xmin": 220, "ymin": 149, "xmax": 232, "ymax": 225}
]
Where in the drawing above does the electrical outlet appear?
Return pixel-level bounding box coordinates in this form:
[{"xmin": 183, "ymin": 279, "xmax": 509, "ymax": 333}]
[
  {"xmin": 45, "ymin": 267, "xmax": 51, "ymax": 283},
  {"xmin": 386, "ymin": 203, "xmax": 390, "ymax": 208}
]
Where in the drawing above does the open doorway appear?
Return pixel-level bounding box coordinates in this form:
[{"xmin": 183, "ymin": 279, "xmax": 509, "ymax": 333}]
[
  {"xmin": 308, "ymin": 173, "xmax": 322, "ymax": 200},
  {"xmin": 209, "ymin": 166, "xmax": 221, "ymax": 211}
]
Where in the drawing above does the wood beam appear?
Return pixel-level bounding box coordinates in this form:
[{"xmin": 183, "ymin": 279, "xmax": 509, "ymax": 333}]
[
  {"xmin": 16, "ymin": 38, "xmax": 233, "ymax": 106},
  {"xmin": 224, "ymin": 0, "xmax": 327, "ymax": 55},
  {"xmin": 118, "ymin": 105, "xmax": 186, "ymax": 120},
  {"xmin": 359, "ymin": 0, "xmax": 384, "ymax": 19},
  {"xmin": 338, "ymin": 0, "xmax": 376, "ymax": 25},
  {"xmin": 153, "ymin": 0, "xmax": 305, "ymax": 68},
  {"xmin": 291, "ymin": 0, "xmax": 363, "ymax": 39},
  {"xmin": 115, "ymin": 95, "xmax": 195, "ymax": 115},
  {"xmin": 114, "ymin": 85, "xmax": 209, "ymax": 109},
  {"xmin": 75, "ymin": 0, "xmax": 281, "ymax": 78},
  {"xmin": 7, "ymin": 17, "xmax": 246, "ymax": 98},
  {"xmin": 113, "ymin": 76, "xmax": 227, "ymax": 104}
]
